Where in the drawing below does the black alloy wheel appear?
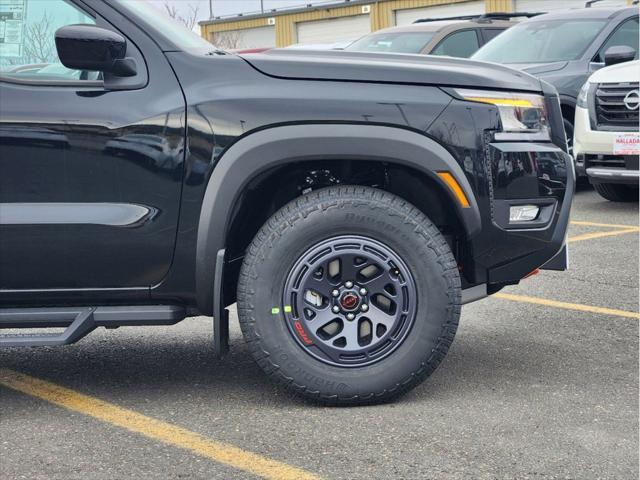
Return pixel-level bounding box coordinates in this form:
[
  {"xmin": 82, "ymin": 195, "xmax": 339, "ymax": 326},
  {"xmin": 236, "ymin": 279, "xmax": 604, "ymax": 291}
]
[{"xmin": 283, "ymin": 235, "xmax": 417, "ymax": 367}]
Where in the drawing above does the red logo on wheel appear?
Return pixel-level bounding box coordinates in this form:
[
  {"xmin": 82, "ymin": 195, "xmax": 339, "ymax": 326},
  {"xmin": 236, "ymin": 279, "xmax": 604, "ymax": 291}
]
[
  {"xmin": 340, "ymin": 293, "xmax": 360, "ymax": 311},
  {"xmin": 294, "ymin": 321, "xmax": 313, "ymax": 345}
]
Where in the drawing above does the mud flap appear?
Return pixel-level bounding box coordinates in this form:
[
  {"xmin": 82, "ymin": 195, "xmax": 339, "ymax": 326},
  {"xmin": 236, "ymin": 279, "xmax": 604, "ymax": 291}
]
[{"xmin": 213, "ymin": 249, "xmax": 230, "ymax": 357}]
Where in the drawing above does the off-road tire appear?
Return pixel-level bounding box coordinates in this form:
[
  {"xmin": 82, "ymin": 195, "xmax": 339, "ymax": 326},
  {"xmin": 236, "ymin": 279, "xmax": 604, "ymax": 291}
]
[{"xmin": 237, "ymin": 186, "xmax": 461, "ymax": 405}]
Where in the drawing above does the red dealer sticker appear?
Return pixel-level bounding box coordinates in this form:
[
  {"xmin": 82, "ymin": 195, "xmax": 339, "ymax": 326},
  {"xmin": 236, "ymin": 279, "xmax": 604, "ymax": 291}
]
[{"xmin": 613, "ymin": 133, "xmax": 640, "ymax": 155}]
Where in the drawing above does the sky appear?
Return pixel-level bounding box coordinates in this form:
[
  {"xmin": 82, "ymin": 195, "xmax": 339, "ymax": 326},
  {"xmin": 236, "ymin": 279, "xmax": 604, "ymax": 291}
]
[{"xmin": 150, "ymin": 0, "xmax": 333, "ymax": 23}]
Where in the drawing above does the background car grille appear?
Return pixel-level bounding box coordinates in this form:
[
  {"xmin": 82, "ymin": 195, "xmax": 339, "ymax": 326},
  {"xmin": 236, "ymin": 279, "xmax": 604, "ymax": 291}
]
[
  {"xmin": 594, "ymin": 82, "xmax": 639, "ymax": 131},
  {"xmin": 584, "ymin": 154, "xmax": 639, "ymax": 170}
]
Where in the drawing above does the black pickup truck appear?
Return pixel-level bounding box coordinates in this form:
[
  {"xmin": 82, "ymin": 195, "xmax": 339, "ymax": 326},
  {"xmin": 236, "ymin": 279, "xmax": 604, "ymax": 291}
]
[{"xmin": 0, "ymin": 0, "xmax": 573, "ymax": 404}]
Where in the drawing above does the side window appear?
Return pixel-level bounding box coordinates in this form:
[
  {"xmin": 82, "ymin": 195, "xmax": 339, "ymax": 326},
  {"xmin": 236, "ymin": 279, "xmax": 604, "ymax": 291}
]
[
  {"xmin": 481, "ymin": 28, "xmax": 506, "ymax": 44},
  {"xmin": 431, "ymin": 30, "xmax": 480, "ymax": 58},
  {"xmin": 0, "ymin": 0, "xmax": 97, "ymax": 82},
  {"xmin": 594, "ymin": 17, "xmax": 639, "ymax": 63}
]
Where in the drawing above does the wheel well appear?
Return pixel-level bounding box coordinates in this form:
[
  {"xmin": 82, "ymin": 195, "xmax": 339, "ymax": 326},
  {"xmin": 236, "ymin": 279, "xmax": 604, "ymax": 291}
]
[
  {"xmin": 222, "ymin": 160, "xmax": 469, "ymax": 304},
  {"xmin": 560, "ymin": 103, "xmax": 575, "ymax": 126}
]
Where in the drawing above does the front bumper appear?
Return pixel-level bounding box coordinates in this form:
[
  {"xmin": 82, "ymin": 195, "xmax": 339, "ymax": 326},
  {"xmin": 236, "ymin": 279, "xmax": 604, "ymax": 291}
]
[
  {"xmin": 574, "ymin": 106, "xmax": 616, "ymax": 157},
  {"xmin": 481, "ymin": 142, "xmax": 574, "ymax": 282},
  {"xmin": 574, "ymin": 106, "xmax": 640, "ymax": 186},
  {"xmin": 586, "ymin": 167, "xmax": 640, "ymax": 185}
]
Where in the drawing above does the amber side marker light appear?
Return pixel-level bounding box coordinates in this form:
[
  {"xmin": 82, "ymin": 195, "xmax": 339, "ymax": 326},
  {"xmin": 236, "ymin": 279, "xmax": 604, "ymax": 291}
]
[{"xmin": 437, "ymin": 172, "xmax": 471, "ymax": 208}]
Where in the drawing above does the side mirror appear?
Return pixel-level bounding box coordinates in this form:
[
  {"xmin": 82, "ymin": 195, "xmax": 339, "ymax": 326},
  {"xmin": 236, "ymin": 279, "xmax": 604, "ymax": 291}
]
[
  {"xmin": 55, "ymin": 24, "xmax": 137, "ymax": 77},
  {"xmin": 604, "ymin": 45, "xmax": 636, "ymax": 67}
]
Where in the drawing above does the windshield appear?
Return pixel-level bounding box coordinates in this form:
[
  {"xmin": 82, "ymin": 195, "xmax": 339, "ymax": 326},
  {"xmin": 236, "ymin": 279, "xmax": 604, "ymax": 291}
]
[
  {"xmin": 346, "ymin": 31, "xmax": 436, "ymax": 54},
  {"xmin": 472, "ymin": 19, "xmax": 607, "ymax": 63},
  {"xmin": 118, "ymin": 0, "xmax": 213, "ymax": 51}
]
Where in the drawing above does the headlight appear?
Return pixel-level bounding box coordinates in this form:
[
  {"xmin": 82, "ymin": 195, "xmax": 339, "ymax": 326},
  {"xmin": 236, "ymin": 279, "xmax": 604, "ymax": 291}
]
[
  {"xmin": 577, "ymin": 81, "xmax": 591, "ymax": 108},
  {"xmin": 454, "ymin": 88, "xmax": 550, "ymax": 139}
]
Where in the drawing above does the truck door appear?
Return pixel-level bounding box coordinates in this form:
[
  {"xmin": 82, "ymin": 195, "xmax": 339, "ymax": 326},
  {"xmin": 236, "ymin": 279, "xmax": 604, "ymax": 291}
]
[{"xmin": 0, "ymin": 0, "xmax": 185, "ymax": 297}]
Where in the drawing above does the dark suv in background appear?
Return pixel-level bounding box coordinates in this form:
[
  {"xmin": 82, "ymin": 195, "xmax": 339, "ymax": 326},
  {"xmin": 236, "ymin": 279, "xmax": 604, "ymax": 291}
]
[{"xmin": 472, "ymin": 6, "xmax": 639, "ymax": 161}]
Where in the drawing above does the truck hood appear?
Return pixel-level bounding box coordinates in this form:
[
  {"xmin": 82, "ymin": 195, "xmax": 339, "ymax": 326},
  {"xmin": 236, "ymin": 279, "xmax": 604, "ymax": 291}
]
[
  {"xmin": 587, "ymin": 60, "xmax": 640, "ymax": 84},
  {"xmin": 506, "ymin": 61, "xmax": 568, "ymax": 75},
  {"xmin": 239, "ymin": 49, "xmax": 543, "ymax": 92}
]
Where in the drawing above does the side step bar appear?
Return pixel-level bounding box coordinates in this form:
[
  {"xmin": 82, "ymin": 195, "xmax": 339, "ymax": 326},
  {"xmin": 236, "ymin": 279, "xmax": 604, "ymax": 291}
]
[{"xmin": 0, "ymin": 305, "xmax": 186, "ymax": 347}]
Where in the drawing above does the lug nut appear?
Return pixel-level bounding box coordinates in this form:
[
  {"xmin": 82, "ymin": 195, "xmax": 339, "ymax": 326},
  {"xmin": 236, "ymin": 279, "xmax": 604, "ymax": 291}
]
[
  {"xmin": 346, "ymin": 313, "xmax": 355, "ymax": 320},
  {"xmin": 331, "ymin": 289, "xmax": 340, "ymax": 297},
  {"xmin": 361, "ymin": 304, "xmax": 369, "ymax": 312},
  {"xmin": 345, "ymin": 281, "xmax": 354, "ymax": 288},
  {"xmin": 359, "ymin": 287, "xmax": 367, "ymax": 295},
  {"xmin": 332, "ymin": 305, "xmax": 340, "ymax": 313}
]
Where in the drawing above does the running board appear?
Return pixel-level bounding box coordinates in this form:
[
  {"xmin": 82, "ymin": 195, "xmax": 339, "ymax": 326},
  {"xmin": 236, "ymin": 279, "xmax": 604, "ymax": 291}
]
[{"xmin": 0, "ymin": 305, "xmax": 186, "ymax": 347}]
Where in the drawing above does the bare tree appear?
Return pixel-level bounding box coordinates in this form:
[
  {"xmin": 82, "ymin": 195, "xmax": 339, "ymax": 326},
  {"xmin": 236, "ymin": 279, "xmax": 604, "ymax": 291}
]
[
  {"xmin": 163, "ymin": 1, "xmax": 200, "ymax": 31},
  {"xmin": 210, "ymin": 30, "xmax": 243, "ymax": 50},
  {"xmin": 23, "ymin": 12, "xmax": 56, "ymax": 63}
]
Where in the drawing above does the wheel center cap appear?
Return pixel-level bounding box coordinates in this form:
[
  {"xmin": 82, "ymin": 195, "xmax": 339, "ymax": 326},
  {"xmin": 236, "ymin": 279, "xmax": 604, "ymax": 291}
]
[{"xmin": 340, "ymin": 292, "xmax": 360, "ymax": 311}]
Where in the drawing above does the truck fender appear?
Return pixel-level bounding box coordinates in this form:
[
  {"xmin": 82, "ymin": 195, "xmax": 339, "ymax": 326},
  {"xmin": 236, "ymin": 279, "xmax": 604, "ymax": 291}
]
[{"xmin": 196, "ymin": 123, "xmax": 481, "ymax": 314}]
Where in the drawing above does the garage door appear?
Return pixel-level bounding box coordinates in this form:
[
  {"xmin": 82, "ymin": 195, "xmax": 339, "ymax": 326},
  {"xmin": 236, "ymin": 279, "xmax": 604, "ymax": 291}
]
[
  {"xmin": 296, "ymin": 15, "xmax": 370, "ymax": 44},
  {"xmin": 514, "ymin": 0, "xmax": 628, "ymax": 11},
  {"xmin": 212, "ymin": 26, "xmax": 276, "ymax": 50},
  {"xmin": 394, "ymin": 1, "xmax": 484, "ymax": 26}
]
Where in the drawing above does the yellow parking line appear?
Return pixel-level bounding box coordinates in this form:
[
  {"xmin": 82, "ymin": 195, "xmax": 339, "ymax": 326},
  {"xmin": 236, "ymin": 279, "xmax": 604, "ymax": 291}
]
[
  {"xmin": 0, "ymin": 369, "xmax": 321, "ymax": 480},
  {"xmin": 568, "ymin": 228, "xmax": 639, "ymax": 243},
  {"xmin": 570, "ymin": 220, "xmax": 640, "ymax": 229},
  {"xmin": 494, "ymin": 293, "xmax": 640, "ymax": 320}
]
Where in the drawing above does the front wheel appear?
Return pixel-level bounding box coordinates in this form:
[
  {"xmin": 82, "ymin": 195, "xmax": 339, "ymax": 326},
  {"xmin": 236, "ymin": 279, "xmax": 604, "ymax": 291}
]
[
  {"xmin": 237, "ymin": 186, "xmax": 461, "ymax": 405},
  {"xmin": 593, "ymin": 183, "xmax": 638, "ymax": 202}
]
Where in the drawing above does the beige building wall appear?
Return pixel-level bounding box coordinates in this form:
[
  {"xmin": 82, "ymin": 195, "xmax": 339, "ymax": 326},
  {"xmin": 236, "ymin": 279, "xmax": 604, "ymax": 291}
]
[{"xmin": 200, "ymin": 0, "xmax": 635, "ymax": 48}]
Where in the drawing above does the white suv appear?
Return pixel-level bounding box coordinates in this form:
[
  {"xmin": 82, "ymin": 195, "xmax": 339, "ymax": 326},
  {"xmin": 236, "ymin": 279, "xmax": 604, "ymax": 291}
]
[{"xmin": 574, "ymin": 55, "xmax": 639, "ymax": 202}]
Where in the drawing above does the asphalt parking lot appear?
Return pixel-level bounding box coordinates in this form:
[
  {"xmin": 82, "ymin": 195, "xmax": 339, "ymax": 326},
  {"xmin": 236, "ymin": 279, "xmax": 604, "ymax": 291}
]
[{"xmin": 1, "ymin": 187, "xmax": 638, "ymax": 480}]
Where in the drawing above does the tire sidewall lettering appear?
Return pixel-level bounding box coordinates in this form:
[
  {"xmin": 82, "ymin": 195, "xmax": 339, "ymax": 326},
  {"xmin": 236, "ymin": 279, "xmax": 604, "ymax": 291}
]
[{"xmin": 271, "ymin": 345, "xmax": 350, "ymax": 391}]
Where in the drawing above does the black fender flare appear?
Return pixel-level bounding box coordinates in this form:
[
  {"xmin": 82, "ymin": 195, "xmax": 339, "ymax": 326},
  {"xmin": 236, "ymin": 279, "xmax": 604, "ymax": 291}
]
[{"xmin": 196, "ymin": 123, "xmax": 481, "ymax": 314}]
